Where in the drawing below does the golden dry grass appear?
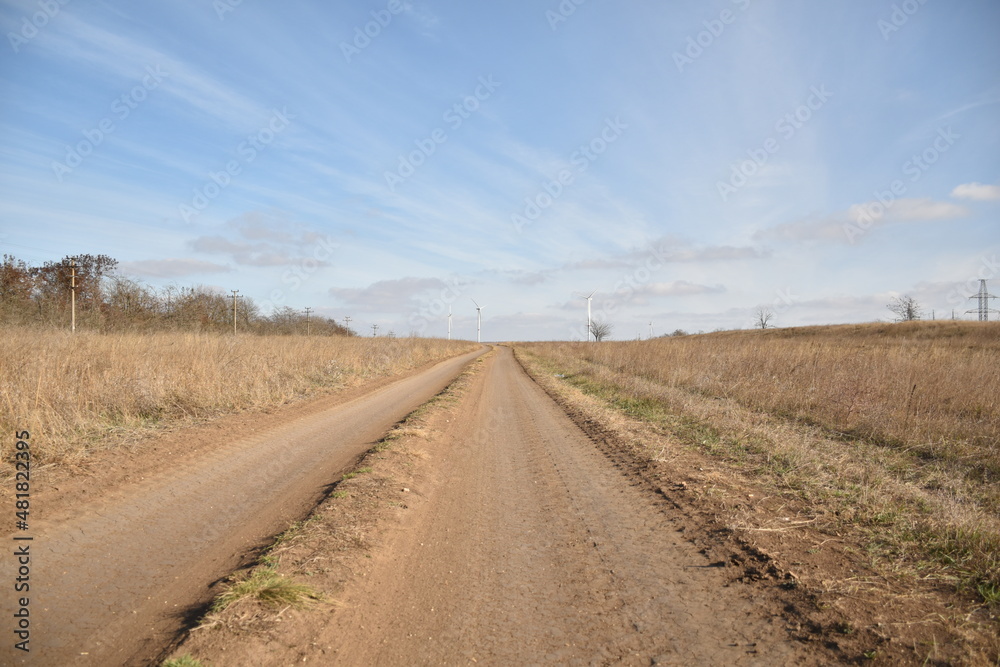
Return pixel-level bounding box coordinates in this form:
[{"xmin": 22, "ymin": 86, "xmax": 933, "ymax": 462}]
[
  {"xmin": 534, "ymin": 321, "xmax": 998, "ymax": 463},
  {"xmin": 517, "ymin": 320, "xmax": 1000, "ymax": 605},
  {"xmin": 0, "ymin": 329, "xmax": 476, "ymax": 473}
]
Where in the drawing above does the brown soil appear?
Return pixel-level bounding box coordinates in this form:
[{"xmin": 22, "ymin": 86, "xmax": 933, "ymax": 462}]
[
  {"xmin": 10, "ymin": 343, "xmax": 991, "ymax": 666},
  {"xmin": 169, "ymin": 347, "xmax": 856, "ymax": 666},
  {"xmin": 0, "ymin": 347, "xmax": 485, "ymax": 666}
]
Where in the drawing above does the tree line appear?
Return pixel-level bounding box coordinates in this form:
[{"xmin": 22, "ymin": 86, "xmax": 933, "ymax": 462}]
[{"xmin": 0, "ymin": 254, "xmax": 352, "ymax": 335}]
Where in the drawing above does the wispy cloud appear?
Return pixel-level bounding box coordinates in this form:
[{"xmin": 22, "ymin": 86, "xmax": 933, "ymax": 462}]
[
  {"xmin": 566, "ymin": 237, "xmax": 768, "ymax": 270},
  {"xmin": 187, "ymin": 212, "xmax": 336, "ymax": 267},
  {"xmin": 951, "ymin": 182, "xmax": 1000, "ymax": 201},
  {"xmin": 119, "ymin": 258, "xmax": 231, "ymax": 278},
  {"xmin": 328, "ymin": 277, "xmax": 450, "ymax": 311},
  {"xmin": 44, "ymin": 13, "xmax": 270, "ymax": 129},
  {"xmin": 757, "ymin": 198, "xmax": 970, "ymax": 243}
]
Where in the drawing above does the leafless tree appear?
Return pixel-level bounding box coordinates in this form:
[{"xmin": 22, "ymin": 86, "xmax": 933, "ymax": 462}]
[
  {"xmin": 753, "ymin": 305, "xmax": 774, "ymax": 329},
  {"xmin": 887, "ymin": 295, "xmax": 922, "ymax": 322},
  {"xmin": 590, "ymin": 319, "xmax": 613, "ymax": 341}
]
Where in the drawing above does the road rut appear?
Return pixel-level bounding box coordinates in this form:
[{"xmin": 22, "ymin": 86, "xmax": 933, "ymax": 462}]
[
  {"xmin": 1, "ymin": 347, "xmax": 484, "ymax": 666},
  {"xmin": 325, "ymin": 347, "xmax": 808, "ymax": 665}
]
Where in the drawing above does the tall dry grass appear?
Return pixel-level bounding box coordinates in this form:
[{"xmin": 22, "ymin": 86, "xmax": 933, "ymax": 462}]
[
  {"xmin": 536, "ymin": 321, "xmax": 999, "ymax": 468},
  {"xmin": 518, "ymin": 320, "xmax": 1000, "ymax": 604},
  {"xmin": 0, "ymin": 329, "xmax": 476, "ymax": 473}
]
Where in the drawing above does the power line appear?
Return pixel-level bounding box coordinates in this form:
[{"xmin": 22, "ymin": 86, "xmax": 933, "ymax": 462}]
[{"xmin": 966, "ymin": 279, "xmax": 999, "ymax": 321}]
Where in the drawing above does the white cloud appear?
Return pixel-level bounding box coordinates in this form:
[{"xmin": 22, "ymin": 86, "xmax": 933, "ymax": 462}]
[
  {"xmin": 566, "ymin": 237, "xmax": 769, "ymax": 270},
  {"xmin": 328, "ymin": 277, "xmax": 451, "ymax": 311},
  {"xmin": 556, "ymin": 280, "xmax": 723, "ymax": 310},
  {"xmin": 187, "ymin": 213, "xmax": 338, "ymax": 267},
  {"xmin": 951, "ymin": 182, "xmax": 1000, "ymax": 201},
  {"xmin": 119, "ymin": 259, "xmax": 231, "ymax": 278},
  {"xmin": 758, "ymin": 198, "xmax": 970, "ymax": 243}
]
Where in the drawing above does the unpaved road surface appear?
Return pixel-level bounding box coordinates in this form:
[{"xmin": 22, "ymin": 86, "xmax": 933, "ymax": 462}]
[
  {"xmin": 0, "ymin": 348, "xmax": 484, "ymax": 666},
  {"xmin": 6, "ymin": 345, "xmax": 823, "ymax": 665},
  {"xmin": 323, "ymin": 347, "xmax": 810, "ymax": 665}
]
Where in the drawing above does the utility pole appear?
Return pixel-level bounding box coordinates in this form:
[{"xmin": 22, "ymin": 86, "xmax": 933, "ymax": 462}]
[
  {"xmin": 371, "ymin": 323, "xmax": 379, "ymax": 337},
  {"xmin": 648, "ymin": 321, "xmax": 653, "ymax": 339},
  {"xmin": 231, "ymin": 290, "xmax": 239, "ymax": 335},
  {"xmin": 69, "ymin": 258, "xmax": 76, "ymax": 333},
  {"xmin": 344, "ymin": 316, "xmax": 352, "ymax": 335},
  {"xmin": 304, "ymin": 307, "xmax": 312, "ymax": 335},
  {"xmin": 966, "ymin": 279, "xmax": 999, "ymax": 321}
]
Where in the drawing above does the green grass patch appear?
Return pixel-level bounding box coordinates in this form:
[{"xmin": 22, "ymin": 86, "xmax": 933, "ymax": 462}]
[
  {"xmin": 209, "ymin": 567, "xmax": 323, "ymax": 614},
  {"xmin": 162, "ymin": 656, "xmax": 204, "ymax": 667},
  {"xmin": 341, "ymin": 466, "xmax": 372, "ymax": 480},
  {"xmin": 521, "ymin": 345, "xmax": 1000, "ymax": 609}
]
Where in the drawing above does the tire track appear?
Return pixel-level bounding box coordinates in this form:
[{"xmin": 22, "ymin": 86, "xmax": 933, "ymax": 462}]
[
  {"xmin": 0, "ymin": 347, "xmax": 485, "ymax": 666},
  {"xmin": 325, "ymin": 346, "xmax": 813, "ymax": 665}
]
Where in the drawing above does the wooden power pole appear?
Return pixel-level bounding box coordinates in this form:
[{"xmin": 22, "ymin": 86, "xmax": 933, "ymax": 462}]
[
  {"xmin": 70, "ymin": 258, "xmax": 76, "ymax": 333},
  {"xmin": 231, "ymin": 290, "xmax": 239, "ymax": 335}
]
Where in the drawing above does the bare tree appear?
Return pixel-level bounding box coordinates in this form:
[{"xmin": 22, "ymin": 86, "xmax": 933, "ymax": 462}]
[
  {"xmin": 753, "ymin": 305, "xmax": 774, "ymax": 329},
  {"xmin": 887, "ymin": 295, "xmax": 922, "ymax": 322},
  {"xmin": 590, "ymin": 319, "xmax": 613, "ymax": 341}
]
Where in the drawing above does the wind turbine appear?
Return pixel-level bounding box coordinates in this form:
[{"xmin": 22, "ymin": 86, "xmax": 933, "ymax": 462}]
[
  {"xmin": 471, "ymin": 298, "xmax": 484, "ymax": 343},
  {"xmin": 447, "ymin": 305, "xmax": 452, "ymax": 341},
  {"xmin": 577, "ymin": 290, "xmax": 596, "ymax": 342}
]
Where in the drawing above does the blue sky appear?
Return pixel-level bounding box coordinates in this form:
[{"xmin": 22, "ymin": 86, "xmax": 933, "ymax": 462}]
[{"xmin": 1, "ymin": 0, "xmax": 998, "ymax": 340}]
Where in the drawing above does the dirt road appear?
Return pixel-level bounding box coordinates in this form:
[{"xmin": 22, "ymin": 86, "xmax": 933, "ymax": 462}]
[
  {"xmin": 1, "ymin": 347, "xmax": 485, "ymax": 666},
  {"xmin": 319, "ymin": 347, "xmax": 811, "ymax": 665},
  {"xmin": 7, "ymin": 344, "xmax": 830, "ymax": 665}
]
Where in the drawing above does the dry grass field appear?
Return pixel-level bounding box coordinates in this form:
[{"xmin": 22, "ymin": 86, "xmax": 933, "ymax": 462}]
[
  {"xmin": 517, "ymin": 321, "xmax": 1000, "ymax": 610},
  {"xmin": 0, "ymin": 329, "xmax": 476, "ymax": 474}
]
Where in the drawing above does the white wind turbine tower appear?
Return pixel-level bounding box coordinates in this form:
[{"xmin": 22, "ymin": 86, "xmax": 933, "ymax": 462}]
[
  {"xmin": 471, "ymin": 298, "xmax": 484, "ymax": 343},
  {"xmin": 447, "ymin": 306, "xmax": 452, "ymax": 341},
  {"xmin": 577, "ymin": 290, "xmax": 596, "ymax": 342}
]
